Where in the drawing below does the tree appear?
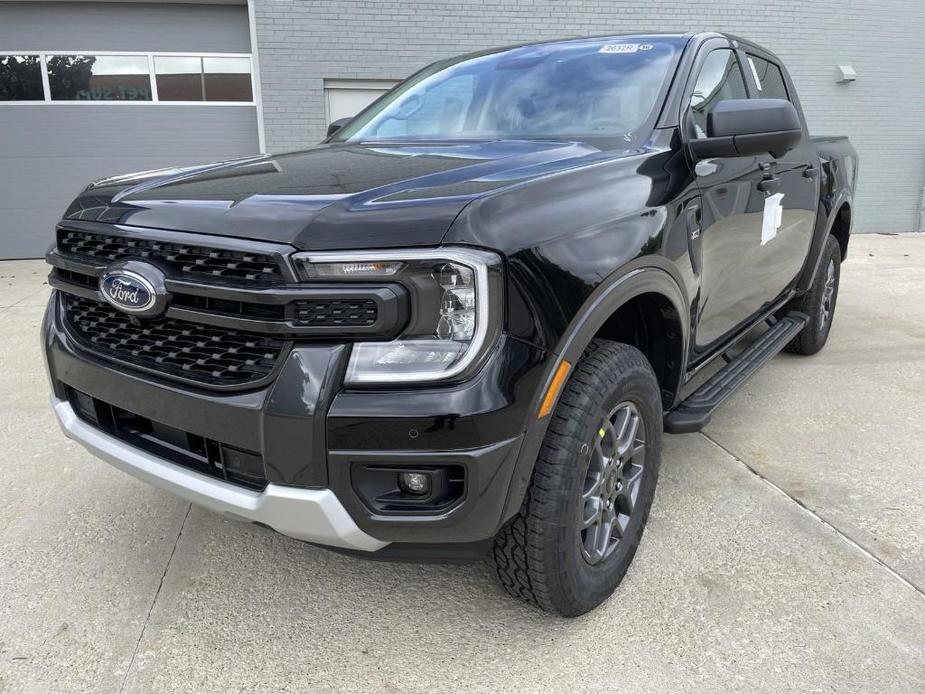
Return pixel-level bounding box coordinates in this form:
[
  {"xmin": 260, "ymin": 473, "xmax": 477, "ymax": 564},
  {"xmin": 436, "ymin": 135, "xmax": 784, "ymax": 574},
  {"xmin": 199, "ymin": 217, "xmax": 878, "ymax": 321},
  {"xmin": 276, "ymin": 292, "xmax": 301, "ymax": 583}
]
[
  {"xmin": 46, "ymin": 55, "xmax": 96, "ymax": 100},
  {"xmin": 0, "ymin": 55, "xmax": 43, "ymax": 101}
]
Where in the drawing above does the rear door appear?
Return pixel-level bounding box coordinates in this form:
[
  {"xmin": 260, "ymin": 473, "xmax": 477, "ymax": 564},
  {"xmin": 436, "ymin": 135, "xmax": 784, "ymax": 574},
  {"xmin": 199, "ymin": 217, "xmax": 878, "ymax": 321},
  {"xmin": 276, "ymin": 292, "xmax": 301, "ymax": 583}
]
[{"xmin": 742, "ymin": 51, "xmax": 819, "ymax": 294}]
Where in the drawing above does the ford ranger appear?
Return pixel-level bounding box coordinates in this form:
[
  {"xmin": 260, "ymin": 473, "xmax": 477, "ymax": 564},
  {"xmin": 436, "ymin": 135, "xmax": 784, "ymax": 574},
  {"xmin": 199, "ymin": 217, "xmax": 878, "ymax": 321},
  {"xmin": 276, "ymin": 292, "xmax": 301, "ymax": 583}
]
[{"xmin": 43, "ymin": 33, "xmax": 857, "ymax": 616}]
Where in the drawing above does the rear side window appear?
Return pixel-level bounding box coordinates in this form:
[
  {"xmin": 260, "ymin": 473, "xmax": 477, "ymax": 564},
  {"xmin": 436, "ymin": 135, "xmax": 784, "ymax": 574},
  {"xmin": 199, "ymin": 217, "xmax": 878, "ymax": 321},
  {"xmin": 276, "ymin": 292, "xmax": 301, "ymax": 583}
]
[
  {"xmin": 747, "ymin": 55, "xmax": 789, "ymax": 101},
  {"xmin": 689, "ymin": 49, "xmax": 748, "ymax": 138}
]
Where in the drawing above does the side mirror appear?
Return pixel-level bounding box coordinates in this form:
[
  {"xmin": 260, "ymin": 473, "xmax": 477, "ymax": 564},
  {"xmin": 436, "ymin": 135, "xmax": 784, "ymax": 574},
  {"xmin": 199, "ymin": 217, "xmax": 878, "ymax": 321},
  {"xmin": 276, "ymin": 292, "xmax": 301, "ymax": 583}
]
[
  {"xmin": 326, "ymin": 117, "xmax": 352, "ymax": 138},
  {"xmin": 689, "ymin": 98, "xmax": 802, "ymax": 160}
]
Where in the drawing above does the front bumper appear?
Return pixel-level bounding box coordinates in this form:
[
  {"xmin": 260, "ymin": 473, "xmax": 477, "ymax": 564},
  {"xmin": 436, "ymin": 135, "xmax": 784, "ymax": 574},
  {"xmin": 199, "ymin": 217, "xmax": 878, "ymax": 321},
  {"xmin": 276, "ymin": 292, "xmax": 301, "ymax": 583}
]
[
  {"xmin": 52, "ymin": 396, "xmax": 386, "ymax": 551},
  {"xmin": 44, "ymin": 293, "xmax": 547, "ymax": 551}
]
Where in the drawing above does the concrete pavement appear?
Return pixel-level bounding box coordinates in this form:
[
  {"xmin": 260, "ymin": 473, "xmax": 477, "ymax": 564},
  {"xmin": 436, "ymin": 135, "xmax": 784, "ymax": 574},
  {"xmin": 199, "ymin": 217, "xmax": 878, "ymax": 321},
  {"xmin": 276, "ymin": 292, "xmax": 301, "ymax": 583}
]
[{"xmin": 0, "ymin": 234, "xmax": 923, "ymax": 693}]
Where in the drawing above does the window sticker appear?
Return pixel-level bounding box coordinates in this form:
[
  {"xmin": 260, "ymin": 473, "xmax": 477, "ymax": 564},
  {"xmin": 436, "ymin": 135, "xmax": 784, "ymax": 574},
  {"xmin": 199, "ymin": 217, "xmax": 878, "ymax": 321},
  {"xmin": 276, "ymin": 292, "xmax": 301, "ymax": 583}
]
[
  {"xmin": 761, "ymin": 193, "xmax": 784, "ymax": 245},
  {"xmin": 599, "ymin": 43, "xmax": 639, "ymax": 54}
]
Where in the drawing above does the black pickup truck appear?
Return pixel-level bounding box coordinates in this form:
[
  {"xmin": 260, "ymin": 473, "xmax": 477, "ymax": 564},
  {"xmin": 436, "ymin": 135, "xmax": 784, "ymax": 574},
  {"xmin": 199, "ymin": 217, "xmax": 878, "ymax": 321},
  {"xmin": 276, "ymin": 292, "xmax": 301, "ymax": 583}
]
[{"xmin": 44, "ymin": 32, "xmax": 857, "ymax": 616}]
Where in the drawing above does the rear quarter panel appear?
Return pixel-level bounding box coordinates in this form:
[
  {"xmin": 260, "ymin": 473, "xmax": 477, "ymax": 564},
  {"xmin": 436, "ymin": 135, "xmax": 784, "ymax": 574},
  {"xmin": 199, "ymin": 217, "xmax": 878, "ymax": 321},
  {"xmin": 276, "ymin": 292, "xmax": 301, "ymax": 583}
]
[
  {"xmin": 813, "ymin": 136, "xmax": 858, "ymax": 222},
  {"xmin": 796, "ymin": 136, "xmax": 858, "ymax": 290}
]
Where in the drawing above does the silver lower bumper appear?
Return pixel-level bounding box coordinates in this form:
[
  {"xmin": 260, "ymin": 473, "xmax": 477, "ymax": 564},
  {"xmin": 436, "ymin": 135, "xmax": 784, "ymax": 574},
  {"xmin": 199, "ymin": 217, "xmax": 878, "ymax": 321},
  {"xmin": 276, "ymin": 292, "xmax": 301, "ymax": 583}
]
[{"xmin": 52, "ymin": 397, "xmax": 387, "ymax": 552}]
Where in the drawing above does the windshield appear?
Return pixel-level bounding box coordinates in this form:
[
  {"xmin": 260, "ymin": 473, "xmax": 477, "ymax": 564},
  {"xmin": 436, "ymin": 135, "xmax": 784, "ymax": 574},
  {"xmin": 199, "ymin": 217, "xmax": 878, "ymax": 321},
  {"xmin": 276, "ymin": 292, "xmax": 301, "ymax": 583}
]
[{"xmin": 333, "ymin": 37, "xmax": 682, "ymax": 145}]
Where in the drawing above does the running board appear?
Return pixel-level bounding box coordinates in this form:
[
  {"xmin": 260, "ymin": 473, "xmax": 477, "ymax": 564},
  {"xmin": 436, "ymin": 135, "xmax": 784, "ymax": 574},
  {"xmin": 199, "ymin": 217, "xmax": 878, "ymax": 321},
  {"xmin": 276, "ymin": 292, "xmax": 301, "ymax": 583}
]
[{"xmin": 664, "ymin": 312, "xmax": 808, "ymax": 434}]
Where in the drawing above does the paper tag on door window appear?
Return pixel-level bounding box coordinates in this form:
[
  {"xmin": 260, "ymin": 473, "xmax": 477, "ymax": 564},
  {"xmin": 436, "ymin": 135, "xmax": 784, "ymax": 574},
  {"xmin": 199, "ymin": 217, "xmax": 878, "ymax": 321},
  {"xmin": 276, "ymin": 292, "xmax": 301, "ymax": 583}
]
[{"xmin": 761, "ymin": 193, "xmax": 785, "ymax": 246}]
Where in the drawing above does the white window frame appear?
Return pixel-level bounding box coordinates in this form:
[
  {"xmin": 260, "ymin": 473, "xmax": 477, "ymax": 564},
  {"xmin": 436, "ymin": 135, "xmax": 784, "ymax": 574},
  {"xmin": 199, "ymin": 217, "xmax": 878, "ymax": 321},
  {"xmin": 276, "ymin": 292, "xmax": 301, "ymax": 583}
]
[{"xmin": 0, "ymin": 50, "xmax": 256, "ymax": 105}]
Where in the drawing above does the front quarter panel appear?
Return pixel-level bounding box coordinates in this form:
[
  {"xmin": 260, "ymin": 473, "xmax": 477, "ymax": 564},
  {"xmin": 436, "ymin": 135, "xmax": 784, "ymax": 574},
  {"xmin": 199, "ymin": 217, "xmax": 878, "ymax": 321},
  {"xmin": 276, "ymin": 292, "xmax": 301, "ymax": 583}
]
[
  {"xmin": 444, "ymin": 136, "xmax": 698, "ymax": 526},
  {"xmin": 445, "ymin": 136, "xmax": 697, "ymax": 352}
]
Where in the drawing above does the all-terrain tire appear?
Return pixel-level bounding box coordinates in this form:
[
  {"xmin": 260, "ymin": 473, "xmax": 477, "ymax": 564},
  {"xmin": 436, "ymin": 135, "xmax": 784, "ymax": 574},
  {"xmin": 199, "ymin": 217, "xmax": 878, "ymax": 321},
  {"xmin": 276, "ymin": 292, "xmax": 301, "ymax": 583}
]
[
  {"xmin": 784, "ymin": 234, "xmax": 842, "ymax": 355},
  {"xmin": 491, "ymin": 340, "xmax": 662, "ymax": 617}
]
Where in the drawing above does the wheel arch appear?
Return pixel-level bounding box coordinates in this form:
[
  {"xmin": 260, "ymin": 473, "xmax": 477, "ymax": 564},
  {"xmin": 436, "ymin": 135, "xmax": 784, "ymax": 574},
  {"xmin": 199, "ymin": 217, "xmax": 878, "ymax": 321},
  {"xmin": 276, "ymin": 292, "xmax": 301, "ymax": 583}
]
[
  {"xmin": 829, "ymin": 202, "xmax": 851, "ymax": 260},
  {"xmin": 798, "ymin": 194, "xmax": 853, "ymax": 292},
  {"xmin": 499, "ymin": 262, "xmax": 689, "ymax": 524}
]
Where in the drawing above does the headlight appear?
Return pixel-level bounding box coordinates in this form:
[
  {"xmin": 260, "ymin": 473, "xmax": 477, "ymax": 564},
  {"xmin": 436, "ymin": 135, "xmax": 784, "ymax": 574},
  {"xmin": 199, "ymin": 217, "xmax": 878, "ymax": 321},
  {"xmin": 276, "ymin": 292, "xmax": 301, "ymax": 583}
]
[{"xmin": 291, "ymin": 247, "xmax": 503, "ymax": 385}]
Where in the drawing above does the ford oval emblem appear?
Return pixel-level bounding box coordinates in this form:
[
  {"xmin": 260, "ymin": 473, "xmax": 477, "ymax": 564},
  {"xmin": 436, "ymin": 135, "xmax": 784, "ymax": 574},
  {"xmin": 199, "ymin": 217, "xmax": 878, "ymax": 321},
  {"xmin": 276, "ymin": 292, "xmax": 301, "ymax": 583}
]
[{"xmin": 100, "ymin": 270, "xmax": 157, "ymax": 313}]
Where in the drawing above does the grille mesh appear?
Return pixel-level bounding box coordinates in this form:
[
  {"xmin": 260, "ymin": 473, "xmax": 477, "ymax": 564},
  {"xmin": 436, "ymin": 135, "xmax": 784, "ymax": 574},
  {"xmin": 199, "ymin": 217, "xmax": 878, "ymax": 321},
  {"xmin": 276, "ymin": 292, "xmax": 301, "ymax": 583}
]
[
  {"xmin": 293, "ymin": 298, "xmax": 378, "ymax": 327},
  {"xmin": 63, "ymin": 295, "xmax": 287, "ymax": 386},
  {"xmin": 57, "ymin": 229, "xmax": 284, "ymax": 284}
]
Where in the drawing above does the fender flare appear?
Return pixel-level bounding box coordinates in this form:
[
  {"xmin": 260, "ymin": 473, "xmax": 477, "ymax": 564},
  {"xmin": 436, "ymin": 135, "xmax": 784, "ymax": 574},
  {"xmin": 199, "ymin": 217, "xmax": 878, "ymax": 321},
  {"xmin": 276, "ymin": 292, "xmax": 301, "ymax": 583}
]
[
  {"xmin": 798, "ymin": 192, "xmax": 852, "ymax": 292},
  {"xmin": 498, "ymin": 261, "xmax": 690, "ymax": 523}
]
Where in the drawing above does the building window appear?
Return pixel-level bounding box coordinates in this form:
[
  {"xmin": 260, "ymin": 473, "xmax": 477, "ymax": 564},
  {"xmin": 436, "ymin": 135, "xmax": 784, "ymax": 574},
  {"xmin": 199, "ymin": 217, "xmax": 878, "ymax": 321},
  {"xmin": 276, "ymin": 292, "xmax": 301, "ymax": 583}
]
[
  {"xmin": 154, "ymin": 56, "xmax": 202, "ymax": 101},
  {"xmin": 203, "ymin": 57, "xmax": 252, "ymax": 102},
  {"xmin": 47, "ymin": 55, "xmax": 152, "ymax": 101},
  {"xmin": 155, "ymin": 56, "xmax": 252, "ymax": 102},
  {"xmin": 1, "ymin": 53, "xmax": 254, "ymax": 104},
  {"xmin": 0, "ymin": 55, "xmax": 43, "ymax": 101}
]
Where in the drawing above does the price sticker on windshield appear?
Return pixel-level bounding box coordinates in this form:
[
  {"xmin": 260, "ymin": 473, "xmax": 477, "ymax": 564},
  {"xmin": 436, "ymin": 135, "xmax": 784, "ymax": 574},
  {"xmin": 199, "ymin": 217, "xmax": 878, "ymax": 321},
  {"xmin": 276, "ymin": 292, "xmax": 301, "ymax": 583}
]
[{"xmin": 599, "ymin": 43, "xmax": 640, "ymax": 54}]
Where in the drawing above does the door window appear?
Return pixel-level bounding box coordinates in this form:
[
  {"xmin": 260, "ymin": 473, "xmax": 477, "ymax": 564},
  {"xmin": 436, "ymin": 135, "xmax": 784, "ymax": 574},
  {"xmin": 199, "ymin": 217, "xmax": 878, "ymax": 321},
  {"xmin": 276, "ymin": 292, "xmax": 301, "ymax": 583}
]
[
  {"xmin": 689, "ymin": 49, "xmax": 748, "ymax": 138},
  {"xmin": 746, "ymin": 55, "xmax": 789, "ymax": 101}
]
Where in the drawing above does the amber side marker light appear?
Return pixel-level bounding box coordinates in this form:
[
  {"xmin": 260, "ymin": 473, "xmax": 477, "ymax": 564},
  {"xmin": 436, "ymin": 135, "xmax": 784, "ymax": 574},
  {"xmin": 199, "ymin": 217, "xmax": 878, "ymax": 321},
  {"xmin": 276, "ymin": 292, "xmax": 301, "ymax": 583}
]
[{"xmin": 538, "ymin": 359, "xmax": 572, "ymax": 418}]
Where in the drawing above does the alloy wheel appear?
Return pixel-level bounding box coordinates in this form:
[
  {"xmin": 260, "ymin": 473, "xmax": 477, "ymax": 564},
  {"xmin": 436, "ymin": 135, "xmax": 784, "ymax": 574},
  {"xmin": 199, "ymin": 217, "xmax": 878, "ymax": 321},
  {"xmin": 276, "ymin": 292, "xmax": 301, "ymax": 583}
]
[
  {"xmin": 819, "ymin": 258, "xmax": 836, "ymax": 330},
  {"xmin": 579, "ymin": 401, "xmax": 647, "ymax": 565}
]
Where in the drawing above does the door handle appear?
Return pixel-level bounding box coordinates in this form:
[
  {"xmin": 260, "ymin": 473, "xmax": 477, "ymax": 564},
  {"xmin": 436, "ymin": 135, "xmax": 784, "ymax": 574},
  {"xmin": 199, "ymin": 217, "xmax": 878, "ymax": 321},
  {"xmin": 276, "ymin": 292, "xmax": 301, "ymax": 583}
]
[
  {"xmin": 757, "ymin": 176, "xmax": 781, "ymax": 195},
  {"xmin": 803, "ymin": 166, "xmax": 820, "ymax": 179}
]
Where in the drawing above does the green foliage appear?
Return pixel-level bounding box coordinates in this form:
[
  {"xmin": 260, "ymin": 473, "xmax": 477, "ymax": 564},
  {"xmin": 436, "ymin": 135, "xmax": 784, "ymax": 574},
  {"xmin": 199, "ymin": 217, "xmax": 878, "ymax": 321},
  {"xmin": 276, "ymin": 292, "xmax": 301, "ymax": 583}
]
[
  {"xmin": 0, "ymin": 55, "xmax": 43, "ymax": 101},
  {"xmin": 47, "ymin": 55, "xmax": 97, "ymax": 100}
]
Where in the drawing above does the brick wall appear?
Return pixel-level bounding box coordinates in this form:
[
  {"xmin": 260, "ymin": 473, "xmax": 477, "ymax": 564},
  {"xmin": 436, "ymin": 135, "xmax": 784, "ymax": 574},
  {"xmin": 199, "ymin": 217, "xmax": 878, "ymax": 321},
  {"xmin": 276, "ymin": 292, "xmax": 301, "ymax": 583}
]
[{"xmin": 253, "ymin": 0, "xmax": 925, "ymax": 232}]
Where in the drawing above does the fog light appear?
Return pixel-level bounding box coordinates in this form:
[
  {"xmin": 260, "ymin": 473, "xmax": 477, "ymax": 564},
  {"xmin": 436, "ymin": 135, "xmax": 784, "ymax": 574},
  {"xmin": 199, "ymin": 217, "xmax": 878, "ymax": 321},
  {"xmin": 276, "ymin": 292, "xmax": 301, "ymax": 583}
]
[
  {"xmin": 70, "ymin": 388, "xmax": 99, "ymax": 426},
  {"xmin": 398, "ymin": 471, "xmax": 430, "ymax": 495}
]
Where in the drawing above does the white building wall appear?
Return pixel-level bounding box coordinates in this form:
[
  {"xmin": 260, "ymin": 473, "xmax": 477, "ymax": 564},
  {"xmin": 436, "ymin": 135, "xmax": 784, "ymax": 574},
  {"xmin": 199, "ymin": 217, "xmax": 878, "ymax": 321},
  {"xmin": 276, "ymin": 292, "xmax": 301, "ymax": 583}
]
[{"xmin": 253, "ymin": 0, "xmax": 925, "ymax": 232}]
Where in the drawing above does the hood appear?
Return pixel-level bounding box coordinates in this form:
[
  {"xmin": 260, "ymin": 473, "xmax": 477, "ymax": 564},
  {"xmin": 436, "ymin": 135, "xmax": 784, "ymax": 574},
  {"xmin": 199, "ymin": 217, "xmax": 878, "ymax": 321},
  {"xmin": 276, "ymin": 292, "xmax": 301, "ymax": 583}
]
[{"xmin": 64, "ymin": 140, "xmax": 604, "ymax": 251}]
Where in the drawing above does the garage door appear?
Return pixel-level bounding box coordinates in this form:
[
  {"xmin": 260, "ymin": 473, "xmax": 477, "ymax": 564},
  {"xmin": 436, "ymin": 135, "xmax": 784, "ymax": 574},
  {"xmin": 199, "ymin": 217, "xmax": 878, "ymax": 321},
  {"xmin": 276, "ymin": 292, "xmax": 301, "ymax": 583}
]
[{"xmin": 0, "ymin": 2, "xmax": 260, "ymax": 258}]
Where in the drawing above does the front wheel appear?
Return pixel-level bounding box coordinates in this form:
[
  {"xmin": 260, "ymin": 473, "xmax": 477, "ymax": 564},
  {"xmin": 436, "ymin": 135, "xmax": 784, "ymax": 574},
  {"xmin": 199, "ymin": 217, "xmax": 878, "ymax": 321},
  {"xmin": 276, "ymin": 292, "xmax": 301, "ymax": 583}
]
[{"xmin": 491, "ymin": 340, "xmax": 662, "ymax": 617}]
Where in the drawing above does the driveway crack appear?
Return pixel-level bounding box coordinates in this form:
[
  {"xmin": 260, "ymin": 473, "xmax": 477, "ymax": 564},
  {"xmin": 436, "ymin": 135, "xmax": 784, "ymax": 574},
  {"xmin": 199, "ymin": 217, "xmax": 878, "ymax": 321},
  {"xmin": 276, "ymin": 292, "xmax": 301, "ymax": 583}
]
[
  {"xmin": 699, "ymin": 432, "xmax": 924, "ymax": 599},
  {"xmin": 118, "ymin": 503, "xmax": 191, "ymax": 693}
]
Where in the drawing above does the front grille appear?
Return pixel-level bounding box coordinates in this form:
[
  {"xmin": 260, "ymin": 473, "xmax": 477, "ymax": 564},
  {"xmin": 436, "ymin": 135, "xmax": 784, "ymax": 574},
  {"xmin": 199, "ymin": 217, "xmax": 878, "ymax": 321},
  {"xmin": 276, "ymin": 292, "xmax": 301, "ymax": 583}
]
[
  {"xmin": 63, "ymin": 294, "xmax": 287, "ymax": 387},
  {"xmin": 57, "ymin": 228, "xmax": 284, "ymax": 284},
  {"xmin": 172, "ymin": 292, "xmax": 287, "ymax": 321},
  {"xmin": 55, "ymin": 267, "xmax": 99, "ymax": 290},
  {"xmin": 53, "ymin": 267, "xmax": 288, "ymax": 322},
  {"xmin": 68, "ymin": 388, "xmax": 267, "ymax": 490},
  {"xmin": 294, "ymin": 298, "xmax": 378, "ymax": 327}
]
